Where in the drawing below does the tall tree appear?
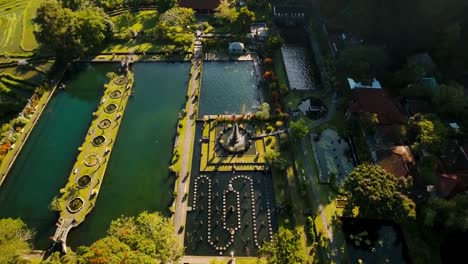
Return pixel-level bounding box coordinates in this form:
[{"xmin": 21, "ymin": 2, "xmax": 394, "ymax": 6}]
[
  {"xmin": 343, "ymin": 164, "xmax": 416, "ymax": 223},
  {"xmin": 77, "ymin": 211, "xmax": 183, "ymax": 263},
  {"xmin": 335, "ymin": 45, "xmax": 389, "ymax": 82},
  {"xmin": 34, "ymin": 2, "xmax": 111, "ymax": 61},
  {"xmin": 259, "ymin": 228, "xmax": 307, "ymax": 264},
  {"xmin": 214, "ymin": 0, "xmax": 238, "ymax": 23},
  {"xmin": 159, "ymin": 7, "xmax": 195, "ymax": 27},
  {"xmin": 236, "ymin": 7, "xmax": 255, "ymax": 31},
  {"xmin": 289, "ymin": 119, "xmax": 309, "ymax": 140},
  {"xmin": 0, "ymin": 218, "xmax": 35, "ymax": 264},
  {"xmin": 407, "ymin": 114, "xmax": 447, "ymax": 154},
  {"xmin": 432, "ymin": 84, "xmax": 467, "ymax": 118},
  {"xmin": 59, "ymin": 0, "xmax": 84, "ymax": 10},
  {"xmin": 422, "ymin": 194, "xmax": 468, "ymax": 231}
]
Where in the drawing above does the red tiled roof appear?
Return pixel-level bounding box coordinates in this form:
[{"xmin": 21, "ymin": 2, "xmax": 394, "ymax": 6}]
[
  {"xmin": 377, "ymin": 146, "xmax": 414, "ymax": 178},
  {"xmin": 378, "ymin": 152, "xmax": 408, "ymax": 178},
  {"xmin": 350, "ymin": 88, "xmax": 406, "ymax": 125},
  {"xmin": 438, "ymin": 173, "xmax": 463, "ymax": 198},
  {"xmin": 179, "ymin": 0, "xmax": 221, "ymax": 10}
]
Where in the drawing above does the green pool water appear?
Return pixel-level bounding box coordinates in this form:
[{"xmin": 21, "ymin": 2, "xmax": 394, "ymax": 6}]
[
  {"xmin": 0, "ymin": 64, "xmax": 114, "ymax": 249},
  {"xmin": 199, "ymin": 62, "xmax": 260, "ymax": 116},
  {"xmin": 67, "ymin": 62, "xmax": 190, "ymax": 247}
]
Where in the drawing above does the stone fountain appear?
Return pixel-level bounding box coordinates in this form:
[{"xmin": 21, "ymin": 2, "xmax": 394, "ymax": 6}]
[{"xmin": 219, "ymin": 123, "xmax": 251, "ymax": 153}]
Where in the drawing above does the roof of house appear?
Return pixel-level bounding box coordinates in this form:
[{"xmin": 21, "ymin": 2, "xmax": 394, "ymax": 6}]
[
  {"xmin": 349, "ymin": 88, "xmax": 406, "ymax": 125},
  {"xmin": 375, "ymin": 124, "xmax": 403, "ymax": 145},
  {"xmin": 178, "ymin": 0, "xmax": 221, "ymax": 10},
  {"xmin": 440, "ymin": 142, "xmax": 468, "ymax": 174},
  {"xmin": 438, "ymin": 173, "xmax": 464, "ymax": 198},
  {"xmin": 229, "ymin": 42, "xmax": 245, "ymax": 50},
  {"xmin": 377, "ymin": 146, "xmax": 414, "ymax": 178},
  {"xmin": 348, "ymin": 78, "xmax": 382, "ymax": 90},
  {"xmin": 420, "ymin": 77, "xmax": 438, "ymax": 90}
]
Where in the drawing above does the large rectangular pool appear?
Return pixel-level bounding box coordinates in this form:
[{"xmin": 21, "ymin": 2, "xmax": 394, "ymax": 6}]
[{"xmin": 199, "ymin": 62, "xmax": 260, "ymax": 116}]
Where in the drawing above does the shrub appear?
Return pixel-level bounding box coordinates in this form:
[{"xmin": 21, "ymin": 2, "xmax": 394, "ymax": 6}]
[{"xmin": 306, "ymin": 216, "xmax": 316, "ymax": 243}]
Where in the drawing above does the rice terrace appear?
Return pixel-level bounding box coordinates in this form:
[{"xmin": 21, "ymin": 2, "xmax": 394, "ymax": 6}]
[
  {"xmin": 0, "ymin": 0, "xmax": 41, "ymax": 55},
  {"xmin": 0, "ymin": 1, "xmax": 467, "ymax": 264}
]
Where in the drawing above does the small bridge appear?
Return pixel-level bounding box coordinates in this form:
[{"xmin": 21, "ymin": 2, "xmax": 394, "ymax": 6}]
[
  {"xmin": 51, "ymin": 218, "xmax": 77, "ymax": 253},
  {"xmin": 273, "ymin": 5, "xmax": 307, "ymax": 26}
]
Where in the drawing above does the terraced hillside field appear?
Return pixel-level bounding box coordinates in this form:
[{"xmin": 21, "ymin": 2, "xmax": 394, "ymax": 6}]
[{"xmin": 0, "ymin": 0, "xmax": 45, "ymax": 55}]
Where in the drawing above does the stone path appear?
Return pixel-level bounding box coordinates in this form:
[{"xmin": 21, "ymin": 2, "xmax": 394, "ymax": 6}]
[
  {"xmin": 180, "ymin": 255, "xmax": 233, "ymax": 264},
  {"xmin": 301, "ymin": 138, "xmax": 341, "ymax": 264},
  {"xmin": 173, "ymin": 37, "xmax": 203, "ymax": 244}
]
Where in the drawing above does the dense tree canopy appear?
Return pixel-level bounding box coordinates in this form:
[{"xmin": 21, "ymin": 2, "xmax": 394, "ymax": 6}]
[
  {"xmin": 407, "ymin": 114, "xmax": 447, "ymax": 154},
  {"xmin": 92, "ymin": 0, "xmax": 176, "ymax": 12},
  {"xmin": 319, "ymin": 0, "xmax": 468, "ymax": 78},
  {"xmin": 34, "ymin": 2, "xmax": 112, "ymax": 61},
  {"xmin": 255, "ymin": 103, "xmax": 271, "ymax": 120},
  {"xmin": 422, "ymin": 194, "xmax": 468, "ymax": 232},
  {"xmin": 343, "ymin": 164, "xmax": 416, "ymax": 223},
  {"xmin": 214, "ymin": 0, "xmax": 238, "ymax": 23},
  {"xmin": 289, "ymin": 119, "xmax": 309, "ymax": 140},
  {"xmin": 432, "ymin": 84, "xmax": 468, "ymax": 118},
  {"xmin": 264, "ymin": 150, "xmax": 288, "ymax": 171},
  {"xmin": 77, "ymin": 211, "xmax": 183, "ymax": 263},
  {"xmin": 159, "ymin": 7, "xmax": 195, "ymax": 28},
  {"xmin": 334, "ymin": 45, "xmax": 388, "ymax": 82},
  {"xmin": 0, "ymin": 218, "xmax": 35, "ymax": 264},
  {"xmin": 259, "ymin": 228, "xmax": 307, "ymax": 264},
  {"xmin": 236, "ymin": 7, "xmax": 256, "ymax": 31}
]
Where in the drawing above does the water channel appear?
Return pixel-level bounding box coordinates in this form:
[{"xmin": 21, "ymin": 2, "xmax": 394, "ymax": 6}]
[
  {"xmin": 0, "ymin": 63, "xmax": 190, "ymax": 249},
  {"xmin": 0, "ymin": 64, "xmax": 114, "ymax": 248},
  {"xmin": 280, "ymin": 28, "xmax": 318, "ymax": 90},
  {"xmin": 67, "ymin": 62, "xmax": 190, "ymax": 247}
]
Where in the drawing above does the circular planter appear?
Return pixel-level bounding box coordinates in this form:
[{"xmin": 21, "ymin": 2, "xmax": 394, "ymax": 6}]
[
  {"xmin": 84, "ymin": 154, "xmax": 99, "ymax": 167},
  {"xmin": 114, "ymin": 76, "xmax": 127, "ymax": 86},
  {"xmin": 105, "ymin": 104, "xmax": 117, "ymax": 113},
  {"xmin": 77, "ymin": 175, "xmax": 91, "ymax": 188},
  {"xmin": 98, "ymin": 119, "xmax": 111, "ymax": 129},
  {"xmin": 67, "ymin": 197, "xmax": 84, "ymax": 213},
  {"xmin": 110, "ymin": 90, "xmax": 122, "ymax": 99},
  {"xmin": 92, "ymin": 135, "xmax": 106, "ymax": 147}
]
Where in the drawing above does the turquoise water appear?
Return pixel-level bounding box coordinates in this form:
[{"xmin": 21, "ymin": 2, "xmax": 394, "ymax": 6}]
[
  {"xmin": 0, "ymin": 64, "xmax": 114, "ymax": 248},
  {"xmin": 199, "ymin": 62, "xmax": 259, "ymax": 116},
  {"xmin": 67, "ymin": 63, "xmax": 190, "ymax": 247}
]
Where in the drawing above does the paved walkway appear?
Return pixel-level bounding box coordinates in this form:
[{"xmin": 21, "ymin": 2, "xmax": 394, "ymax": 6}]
[
  {"xmin": 180, "ymin": 255, "xmax": 233, "ymax": 264},
  {"xmin": 301, "ymin": 138, "xmax": 341, "ymax": 264},
  {"xmin": 173, "ymin": 38, "xmax": 203, "ymax": 244}
]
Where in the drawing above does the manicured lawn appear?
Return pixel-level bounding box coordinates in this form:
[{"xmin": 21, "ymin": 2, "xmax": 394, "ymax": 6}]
[
  {"xmin": 111, "ymin": 10, "xmax": 158, "ymax": 33},
  {"xmin": 101, "ymin": 41, "xmax": 167, "ymax": 53}
]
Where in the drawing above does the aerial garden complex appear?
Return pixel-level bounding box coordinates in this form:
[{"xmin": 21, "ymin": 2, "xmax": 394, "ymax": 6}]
[{"xmin": 1, "ymin": 1, "xmax": 468, "ymax": 264}]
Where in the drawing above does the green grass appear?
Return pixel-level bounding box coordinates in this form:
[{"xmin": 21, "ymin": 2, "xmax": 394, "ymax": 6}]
[
  {"xmin": 273, "ymin": 50, "xmax": 289, "ymax": 90},
  {"xmin": 101, "ymin": 41, "xmax": 166, "ymax": 53},
  {"xmin": 0, "ymin": 0, "xmax": 43, "ymax": 55},
  {"xmin": 111, "ymin": 10, "xmax": 159, "ymax": 33}
]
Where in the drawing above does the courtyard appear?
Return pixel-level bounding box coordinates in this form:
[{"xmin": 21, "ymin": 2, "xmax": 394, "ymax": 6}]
[{"xmin": 185, "ymin": 171, "xmax": 277, "ymax": 256}]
